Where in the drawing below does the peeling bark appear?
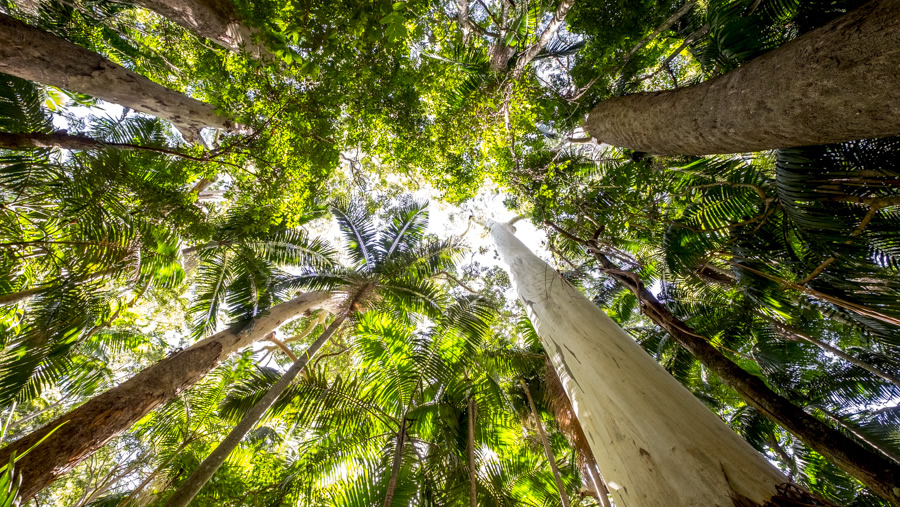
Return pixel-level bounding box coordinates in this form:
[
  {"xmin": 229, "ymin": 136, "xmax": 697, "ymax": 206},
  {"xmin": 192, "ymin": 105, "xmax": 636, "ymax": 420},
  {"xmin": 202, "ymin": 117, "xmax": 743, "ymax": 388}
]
[
  {"xmin": 0, "ymin": 291, "xmax": 331, "ymax": 500},
  {"xmin": 0, "ymin": 13, "xmax": 231, "ymax": 140},
  {"xmin": 584, "ymin": 0, "xmax": 900, "ymax": 155}
]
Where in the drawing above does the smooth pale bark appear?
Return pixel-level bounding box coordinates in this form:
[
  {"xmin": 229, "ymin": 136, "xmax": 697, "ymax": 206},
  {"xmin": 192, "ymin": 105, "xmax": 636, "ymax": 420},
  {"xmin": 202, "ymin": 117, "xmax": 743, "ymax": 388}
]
[
  {"xmin": 584, "ymin": 0, "xmax": 900, "ymax": 155},
  {"xmin": 489, "ymin": 221, "xmax": 788, "ymax": 506},
  {"xmin": 130, "ymin": 0, "xmax": 271, "ymax": 58},
  {"xmin": 164, "ymin": 311, "xmax": 348, "ymax": 507},
  {"xmin": 511, "ymin": 0, "xmax": 577, "ymax": 76},
  {"xmin": 0, "ymin": 291, "xmax": 331, "ymax": 500},
  {"xmin": 521, "ymin": 379, "xmax": 570, "ymax": 507},
  {"xmin": 0, "ymin": 13, "xmax": 231, "ymax": 139}
]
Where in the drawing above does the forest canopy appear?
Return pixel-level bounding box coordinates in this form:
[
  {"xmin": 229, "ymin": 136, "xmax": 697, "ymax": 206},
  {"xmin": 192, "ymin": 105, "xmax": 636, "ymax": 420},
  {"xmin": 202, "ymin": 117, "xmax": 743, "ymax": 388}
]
[{"xmin": 0, "ymin": 0, "xmax": 899, "ymax": 505}]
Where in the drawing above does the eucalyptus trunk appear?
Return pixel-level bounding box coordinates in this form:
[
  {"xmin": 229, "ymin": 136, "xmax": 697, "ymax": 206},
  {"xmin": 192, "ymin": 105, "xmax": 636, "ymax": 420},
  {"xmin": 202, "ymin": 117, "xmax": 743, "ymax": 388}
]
[
  {"xmin": 521, "ymin": 379, "xmax": 570, "ymax": 507},
  {"xmin": 0, "ymin": 291, "xmax": 330, "ymax": 500},
  {"xmin": 130, "ymin": 0, "xmax": 271, "ymax": 58},
  {"xmin": 0, "ymin": 13, "xmax": 231, "ymax": 139},
  {"xmin": 489, "ymin": 221, "xmax": 789, "ymax": 506},
  {"xmin": 583, "ymin": 0, "xmax": 900, "ymax": 155},
  {"xmin": 164, "ymin": 310, "xmax": 348, "ymax": 507}
]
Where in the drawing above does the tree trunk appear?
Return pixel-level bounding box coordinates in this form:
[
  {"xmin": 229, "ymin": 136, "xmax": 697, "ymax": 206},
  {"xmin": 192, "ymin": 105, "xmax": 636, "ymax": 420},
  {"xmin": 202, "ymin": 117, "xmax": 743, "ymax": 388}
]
[
  {"xmin": 0, "ymin": 13, "xmax": 231, "ymax": 140},
  {"xmin": 572, "ymin": 241, "xmax": 900, "ymax": 504},
  {"xmin": 383, "ymin": 416, "xmax": 407, "ymax": 507},
  {"xmin": 583, "ymin": 0, "xmax": 900, "ymax": 155},
  {"xmin": 0, "ymin": 131, "xmax": 215, "ymax": 162},
  {"xmin": 0, "ymin": 131, "xmax": 136, "ymax": 152},
  {"xmin": 164, "ymin": 311, "xmax": 348, "ymax": 507},
  {"xmin": 467, "ymin": 396, "xmax": 477, "ymax": 507},
  {"xmin": 545, "ymin": 361, "xmax": 611, "ymax": 507},
  {"xmin": 129, "ymin": 0, "xmax": 271, "ymax": 58},
  {"xmin": 489, "ymin": 221, "xmax": 789, "ymax": 506},
  {"xmin": 520, "ymin": 379, "xmax": 570, "ymax": 507},
  {"xmin": 0, "ymin": 291, "xmax": 331, "ymax": 501}
]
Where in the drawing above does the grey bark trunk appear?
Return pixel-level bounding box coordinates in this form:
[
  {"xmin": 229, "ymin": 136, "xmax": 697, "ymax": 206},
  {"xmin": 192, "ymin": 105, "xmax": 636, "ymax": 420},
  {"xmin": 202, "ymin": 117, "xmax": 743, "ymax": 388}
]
[
  {"xmin": 129, "ymin": 0, "xmax": 271, "ymax": 58},
  {"xmin": 521, "ymin": 379, "xmax": 570, "ymax": 507},
  {"xmin": 0, "ymin": 291, "xmax": 330, "ymax": 500},
  {"xmin": 584, "ymin": 0, "xmax": 900, "ymax": 155},
  {"xmin": 489, "ymin": 221, "xmax": 789, "ymax": 506},
  {"xmin": 164, "ymin": 311, "xmax": 347, "ymax": 507},
  {"xmin": 0, "ymin": 13, "xmax": 231, "ymax": 140}
]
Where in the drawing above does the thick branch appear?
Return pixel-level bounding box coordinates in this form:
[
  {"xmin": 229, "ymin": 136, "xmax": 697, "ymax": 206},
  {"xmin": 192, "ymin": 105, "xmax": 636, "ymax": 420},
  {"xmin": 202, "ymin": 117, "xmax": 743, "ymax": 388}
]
[{"xmin": 513, "ymin": 0, "xmax": 577, "ymax": 75}]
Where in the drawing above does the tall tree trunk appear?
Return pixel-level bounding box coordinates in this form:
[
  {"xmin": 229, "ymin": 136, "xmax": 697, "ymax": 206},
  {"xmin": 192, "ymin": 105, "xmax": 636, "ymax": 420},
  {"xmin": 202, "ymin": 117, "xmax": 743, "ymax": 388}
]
[
  {"xmin": 164, "ymin": 310, "xmax": 349, "ymax": 507},
  {"xmin": 591, "ymin": 467, "xmax": 613, "ymax": 507},
  {"xmin": 583, "ymin": 0, "xmax": 900, "ymax": 155},
  {"xmin": 545, "ymin": 361, "xmax": 611, "ymax": 507},
  {"xmin": 467, "ymin": 396, "xmax": 477, "ymax": 507},
  {"xmin": 129, "ymin": 0, "xmax": 271, "ymax": 58},
  {"xmin": 520, "ymin": 379, "xmax": 570, "ymax": 507},
  {"xmin": 0, "ymin": 131, "xmax": 214, "ymax": 162},
  {"xmin": 489, "ymin": 221, "xmax": 790, "ymax": 506},
  {"xmin": 545, "ymin": 220, "xmax": 900, "ymax": 504},
  {"xmin": 0, "ymin": 13, "xmax": 231, "ymax": 140},
  {"xmin": 0, "ymin": 291, "xmax": 331, "ymax": 501},
  {"xmin": 383, "ymin": 416, "xmax": 407, "ymax": 507}
]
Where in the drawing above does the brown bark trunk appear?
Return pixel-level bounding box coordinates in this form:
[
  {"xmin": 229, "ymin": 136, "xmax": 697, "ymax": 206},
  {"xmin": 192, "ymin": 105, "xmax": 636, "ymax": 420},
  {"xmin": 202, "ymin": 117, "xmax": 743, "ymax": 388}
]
[
  {"xmin": 544, "ymin": 363, "xmax": 611, "ymax": 507},
  {"xmin": 584, "ymin": 0, "xmax": 900, "ymax": 155},
  {"xmin": 521, "ymin": 379, "xmax": 570, "ymax": 507},
  {"xmin": 0, "ymin": 13, "xmax": 231, "ymax": 140},
  {"xmin": 572, "ymin": 242, "xmax": 900, "ymax": 503},
  {"xmin": 467, "ymin": 396, "xmax": 477, "ymax": 507},
  {"xmin": 383, "ymin": 416, "xmax": 407, "ymax": 507},
  {"xmin": 0, "ymin": 291, "xmax": 330, "ymax": 500},
  {"xmin": 129, "ymin": 0, "xmax": 271, "ymax": 58},
  {"xmin": 0, "ymin": 131, "xmax": 114, "ymax": 151},
  {"xmin": 164, "ymin": 309, "xmax": 348, "ymax": 507}
]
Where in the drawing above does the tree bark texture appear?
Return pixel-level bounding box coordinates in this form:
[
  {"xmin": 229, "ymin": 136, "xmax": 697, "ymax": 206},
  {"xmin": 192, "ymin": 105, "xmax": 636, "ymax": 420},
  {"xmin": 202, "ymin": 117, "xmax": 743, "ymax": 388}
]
[
  {"xmin": 583, "ymin": 248, "xmax": 900, "ymax": 504},
  {"xmin": 489, "ymin": 221, "xmax": 788, "ymax": 506},
  {"xmin": 0, "ymin": 13, "xmax": 231, "ymax": 139},
  {"xmin": 129, "ymin": 0, "xmax": 271, "ymax": 58},
  {"xmin": 583, "ymin": 0, "xmax": 900, "ymax": 155},
  {"xmin": 0, "ymin": 291, "xmax": 331, "ymax": 500},
  {"xmin": 521, "ymin": 379, "xmax": 570, "ymax": 507},
  {"xmin": 164, "ymin": 310, "xmax": 347, "ymax": 507}
]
